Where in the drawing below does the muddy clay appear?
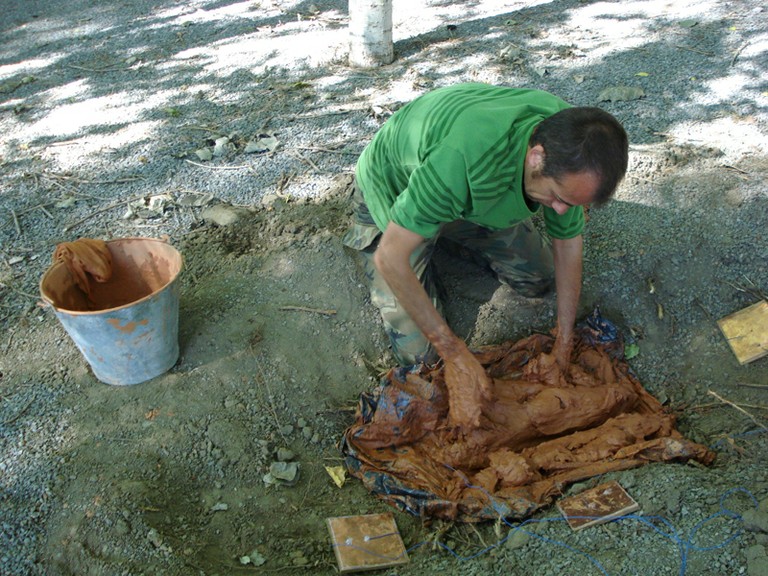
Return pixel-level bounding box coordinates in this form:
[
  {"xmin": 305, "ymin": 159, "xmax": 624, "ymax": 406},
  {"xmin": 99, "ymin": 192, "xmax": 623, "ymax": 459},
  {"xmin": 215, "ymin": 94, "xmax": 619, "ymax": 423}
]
[{"xmin": 343, "ymin": 330, "xmax": 715, "ymax": 523}]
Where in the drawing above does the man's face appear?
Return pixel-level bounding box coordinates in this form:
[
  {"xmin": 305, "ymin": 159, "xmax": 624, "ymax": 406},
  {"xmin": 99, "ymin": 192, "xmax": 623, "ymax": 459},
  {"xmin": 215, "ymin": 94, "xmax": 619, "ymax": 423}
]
[{"xmin": 523, "ymin": 145, "xmax": 599, "ymax": 215}]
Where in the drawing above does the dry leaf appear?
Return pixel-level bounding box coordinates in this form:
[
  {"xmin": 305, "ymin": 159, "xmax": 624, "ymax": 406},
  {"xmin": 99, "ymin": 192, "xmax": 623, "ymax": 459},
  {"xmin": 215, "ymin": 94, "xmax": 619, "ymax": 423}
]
[
  {"xmin": 325, "ymin": 465, "xmax": 346, "ymax": 488},
  {"xmin": 176, "ymin": 192, "xmax": 215, "ymax": 207},
  {"xmin": 245, "ymin": 133, "xmax": 279, "ymax": 154},
  {"xmin": 213, "ymin": 136, "xmax": 233, "ymax": 157},
  {"xmin": 55, "ymin": 196, "xmax": 77, "ymax": 209}
]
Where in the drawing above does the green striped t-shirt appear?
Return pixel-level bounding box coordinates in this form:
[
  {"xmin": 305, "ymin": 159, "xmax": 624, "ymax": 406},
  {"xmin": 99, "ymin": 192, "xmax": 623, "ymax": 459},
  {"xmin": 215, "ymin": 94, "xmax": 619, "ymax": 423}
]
[{"xmin": 355, "ymin": 83, "xmax": 584, "ymax": 240}]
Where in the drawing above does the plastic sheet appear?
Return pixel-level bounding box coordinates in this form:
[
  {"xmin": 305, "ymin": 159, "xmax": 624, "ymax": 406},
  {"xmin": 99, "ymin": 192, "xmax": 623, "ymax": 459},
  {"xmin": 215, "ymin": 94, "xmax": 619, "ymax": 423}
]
[{"xmin": 342, "ymin": 312, "xmax": 715, "ymax": 522}]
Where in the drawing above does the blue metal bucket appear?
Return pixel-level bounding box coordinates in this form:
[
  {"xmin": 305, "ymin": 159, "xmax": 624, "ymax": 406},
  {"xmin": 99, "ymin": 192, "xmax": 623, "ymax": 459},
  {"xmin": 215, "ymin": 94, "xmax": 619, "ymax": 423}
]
[{"xmin": 40, "ymin": 238, "xmax": 183, "ymax": 385}]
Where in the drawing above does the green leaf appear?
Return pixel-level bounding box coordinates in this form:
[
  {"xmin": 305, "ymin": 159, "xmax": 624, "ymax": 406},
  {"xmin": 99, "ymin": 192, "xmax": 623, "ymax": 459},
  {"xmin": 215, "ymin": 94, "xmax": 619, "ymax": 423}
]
[{"xmin": 624, "ymin": 343, "xmax": 640, "ymax": 359}]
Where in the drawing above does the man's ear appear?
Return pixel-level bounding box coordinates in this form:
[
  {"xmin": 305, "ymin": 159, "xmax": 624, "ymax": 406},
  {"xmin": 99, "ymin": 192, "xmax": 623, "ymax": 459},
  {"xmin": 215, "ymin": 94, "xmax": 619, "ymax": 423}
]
[{"xmin": 526, "ymin": 144, "xmax": 546, "ymax": 173}]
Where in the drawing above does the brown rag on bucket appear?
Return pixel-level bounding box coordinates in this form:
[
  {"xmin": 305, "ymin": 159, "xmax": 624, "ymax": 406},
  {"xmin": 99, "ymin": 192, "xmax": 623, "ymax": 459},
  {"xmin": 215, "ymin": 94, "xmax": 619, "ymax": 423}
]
[
  {"xmin": 342, "ymin": 332, "xmax": 715, "ymax": 522},
  {"xmin": 53, "ymin": 238, "xmax": 113, "ymax": 298}
]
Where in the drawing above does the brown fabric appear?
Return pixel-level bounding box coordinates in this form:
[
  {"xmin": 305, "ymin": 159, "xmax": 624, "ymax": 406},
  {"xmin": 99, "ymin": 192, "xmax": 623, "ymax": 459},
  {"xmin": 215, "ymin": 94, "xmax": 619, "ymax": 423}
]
[
  {"xmin": 343, "ymin": 334, "xmax": 715, "ymax": 522},
  {"xmin": 53, "ymin": 238, "xmax": 112, "ymax": 298}
]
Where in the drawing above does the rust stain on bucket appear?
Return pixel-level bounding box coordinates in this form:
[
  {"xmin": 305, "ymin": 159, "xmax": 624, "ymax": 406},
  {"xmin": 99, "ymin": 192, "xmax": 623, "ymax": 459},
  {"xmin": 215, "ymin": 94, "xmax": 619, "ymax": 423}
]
[{"xmin": 107, "ymin": 318, "xmax": 149, "ymax": 333}]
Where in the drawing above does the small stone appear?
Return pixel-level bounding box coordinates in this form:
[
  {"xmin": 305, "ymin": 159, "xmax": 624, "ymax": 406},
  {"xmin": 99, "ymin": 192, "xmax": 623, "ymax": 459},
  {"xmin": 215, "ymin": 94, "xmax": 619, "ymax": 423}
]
[
  {"xmin": 212, "ymin": 136, "xmax": 232, "ymax": 157},
  {"xmin": 201, "ymin": 204, "xmax": 251, "ymax": 227},
  {"xmin": 269, "ymin": 461, "xmax": 300, "ymax": 484},
  {"xmin": 276, "ymin": 448, "xmax": 295, "ymax": 461},
  {"xmin": 746, "ymin": 545, "xmax": 768, "ymax": 576},
  {"xmin": 195, "ymin": 148, "xmax": 213, "ymax": 161},
  {"xmin": 248, "ymin": 549, "xmax": 266, "ymax": 566},
  {"xmin": 743, "ymin": 509, "xmax": 768, "ymax": 533},
  {"xmin": 147, "ymin": 528, "xmax": 163, "ymax": 548},
  {"xmin": 115, "ymin": 519, "xmax": 130, "ymax": 536},
  {"xmin": 260, "ymin": 193, "xmax": 282, "ymax": 207},
  {"xmin": 280, "ymin": 425, "xmax": 295, "ymax": 436},
  {"xmin": 505, "ymin": 528, "xmax": 530, "ymax": 550}
]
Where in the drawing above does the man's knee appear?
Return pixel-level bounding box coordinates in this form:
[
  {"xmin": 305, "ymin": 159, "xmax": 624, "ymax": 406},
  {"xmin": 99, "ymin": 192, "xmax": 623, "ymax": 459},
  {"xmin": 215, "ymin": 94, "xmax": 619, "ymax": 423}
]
[
  {"xmin": 387, "ymin": 327, "xmax": 438, "ymax": 366},
  {"xmin": 499, "ymin": 274, "xmax": 554, "ymax": 298}
]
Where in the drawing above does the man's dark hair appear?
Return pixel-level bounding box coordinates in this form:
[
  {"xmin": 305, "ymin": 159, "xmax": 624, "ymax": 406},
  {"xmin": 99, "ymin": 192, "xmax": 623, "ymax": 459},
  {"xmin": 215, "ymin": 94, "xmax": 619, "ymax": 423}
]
[{"xmin": 529, "ymin": 107, "xmax": 628, "ymax": 206}]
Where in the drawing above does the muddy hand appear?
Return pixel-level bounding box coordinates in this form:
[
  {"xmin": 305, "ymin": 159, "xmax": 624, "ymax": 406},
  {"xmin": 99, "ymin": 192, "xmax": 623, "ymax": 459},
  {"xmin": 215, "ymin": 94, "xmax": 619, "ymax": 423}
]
[
  {"xmin": 443, "ymin": 346, "xmax": 491, "ymax": 428},
  {"xmin": 552, "ymin": 332, "xmax": 573, "ymax": 374}
]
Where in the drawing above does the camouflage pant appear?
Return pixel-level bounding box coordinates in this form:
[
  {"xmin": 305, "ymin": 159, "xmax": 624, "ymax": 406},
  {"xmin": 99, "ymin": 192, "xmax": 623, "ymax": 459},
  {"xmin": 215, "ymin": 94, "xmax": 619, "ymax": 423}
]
[{"xmin": 343, "ymin": 186, "xmax": 554, "ymax": 366}]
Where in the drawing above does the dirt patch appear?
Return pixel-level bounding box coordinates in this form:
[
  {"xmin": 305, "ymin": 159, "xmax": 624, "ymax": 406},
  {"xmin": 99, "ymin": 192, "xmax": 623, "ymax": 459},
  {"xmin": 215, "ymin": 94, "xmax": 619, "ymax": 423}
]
[{"xmin": 6, "ymin": 179, "xmax": 764, "ymax": 575}]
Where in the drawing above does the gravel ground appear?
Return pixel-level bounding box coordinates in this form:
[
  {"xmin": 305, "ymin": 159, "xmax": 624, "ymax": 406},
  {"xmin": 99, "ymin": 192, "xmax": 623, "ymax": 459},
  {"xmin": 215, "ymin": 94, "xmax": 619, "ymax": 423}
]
[{"xmin": 1, "ymin": 1, "xmax": 767, "ymax": 575}]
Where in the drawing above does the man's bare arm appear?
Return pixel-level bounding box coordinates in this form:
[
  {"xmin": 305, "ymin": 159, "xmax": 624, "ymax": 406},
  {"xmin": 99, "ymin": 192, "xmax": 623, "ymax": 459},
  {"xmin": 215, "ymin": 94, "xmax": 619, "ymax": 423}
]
[
  {"xmin": 374, "ymin": 222, "xmax": 456, "ymax": 356},
  {"xmin": 374, "ymin": 221, "xmax": 490, "ymax": 426},
  {"xmin": 551, "ymin": 234, "xmax": 583, "ymax": 369}
]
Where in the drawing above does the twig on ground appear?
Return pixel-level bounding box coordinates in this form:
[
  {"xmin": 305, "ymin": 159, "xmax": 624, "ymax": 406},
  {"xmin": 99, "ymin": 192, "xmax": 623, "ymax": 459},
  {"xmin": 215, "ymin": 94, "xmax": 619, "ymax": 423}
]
[
  {"xmin": 297, "ymin": 466, "xmax": 319, "ymax": 510},
  {"xmin": 293, "ymin": 145, "xmax": 358, "ymax": 156},
  {"xmin": 693, "ymin": 401, "xmax": 768, "ymax": 411},
  {"xmin": 735, "ymin": 383, "xmax": 768, "ymax": 390},
  {"xmin": 181, "ymin": 124, "xmax": 222, "ymax": 133},
  {"xmin": 10, "ymin": 209, "xmax": 21, "ymax": 236},
  {"xmin": 720, "ymin": 276, "xmax": 767, "ymax": 302},
  {"xmin": 47, "ymin": 139, "xmax": 85, "ymax": 147},
  {"xmin": 693, "ymin": 297, "xmax": 715, "ymax": 322},
  {"xmin": 62, "ymin": 193, "xmax": 150, "ymax": 233},
  {"xmin": 0, "ymin": 282, "xmax": 40, "ymax": 300},
  {"xmin": 3, "ymin": 330, "xmax": 13, "ymax": 353},
  {"xmin": 39, "ymin": 171, "xmax": 142, "ymax": 185},
  {"xmin": 276, "ymin": 172, "xmax": 294, "ymax": 193},
  {"xmin": 722, "ymin": 164, "xmax": 750, "ymax": 178},
  {"xmin": 707, "ymin": 390, "xmax": 768, "ymax": 432},
  {"xmin": 468, "ymin": 522, "xmax": 488, "ymax": 548},
  {"xmin": 2, "ymin": 398, "xmax": 34, "ymax": 425},
  {"xmin": 184, "ymin": 159, "xmax": 251, "ymax": 170},
  {"xmin": 740, "ymin": 275, "xmax": 767, "ymax": 300},
  {"xmin": 675, "ymin": 45, "xmax": 714, "ymax": 56},
  {"xmin": 67, "ymin": 64, "xmax": 130, "ymax": 73},
  {"xmin": 293, "ymin": 109, "xmax": 354, "ymax": 120},
  {"xmin": 288, "ymin": 150, "xmax": 322, "ymax": 173},
  {"xmin": 279, "ymin": 305, "xmax": 336, "ymax": 316},
  {"xmin": 731, "ymin": 41, "xmax": 749, "ymax": 66},
  {"xmin": 8, "ymin": 202, "xmax": 57, "ymax": 218},
  {"xmin": 250, "ymin": 350, "xmax": 288, "ymax": 444}
]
